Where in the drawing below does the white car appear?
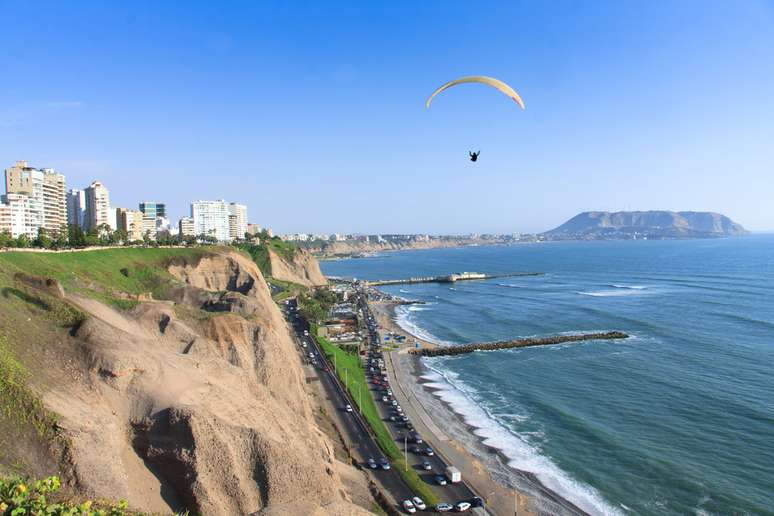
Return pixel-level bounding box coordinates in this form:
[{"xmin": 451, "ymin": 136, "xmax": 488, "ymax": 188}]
[
  {"xmin": 435, "ymin": 502, "xmax": 453, "ymax": 512},
  {"xmin": 455, "ymin": 501, "xmax": 471, "ymax": 512},
  {"xmin": 345, "ymin": 404, "xmax": 353, "ymax": 413},
  {"xmin": 412, "ymin": 497, "xmax": 426, "ymax": 510},
  {"xmin": 402, "ymin": 499, "xmax": 416, "ymax": 514}
]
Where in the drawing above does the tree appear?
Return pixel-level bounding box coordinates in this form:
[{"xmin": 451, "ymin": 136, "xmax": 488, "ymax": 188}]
[
  {"xmin": 33, "ymin": 227, "xmax": 52, "ymax": 248},
  {"xmin": 0, "ymin": 231, "xmax": 13, "ymax": 248},
  {"xmin": 68, "ymin": 224, "xmax": 86, "ymax": 248},
  {"xmin": 15, "ymin": 234, "xmax": 30, "ymax": 248}
]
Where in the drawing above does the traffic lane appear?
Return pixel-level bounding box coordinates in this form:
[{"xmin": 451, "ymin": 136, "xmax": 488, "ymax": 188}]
[
  {"xmin": 369, "ymin": 368, "xmax": 476, "ymax": 506},
  {"xmin": 371, "ymin": 369, "xmax": 478, "ymax": 507},
  {"xmin": 283, "ymin": 312, "xmax": 423, "ymax": 510},
  {"xmin": 361, "ymin": 306, "xmax": 480, "ymax": 508}
]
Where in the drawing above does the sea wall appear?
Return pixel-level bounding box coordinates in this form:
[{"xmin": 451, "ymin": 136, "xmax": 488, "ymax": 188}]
[{"xmin": 411, "ymin": 331, "xmax": 629, "ymax": 357}]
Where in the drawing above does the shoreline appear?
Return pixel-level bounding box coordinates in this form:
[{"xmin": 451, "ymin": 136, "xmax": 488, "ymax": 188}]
[{"xmin": 370, "ymin": 299, "xmax": 588, "ymax": 516}]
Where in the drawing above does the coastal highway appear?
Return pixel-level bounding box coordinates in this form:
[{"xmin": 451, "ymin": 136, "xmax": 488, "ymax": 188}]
[
  {"xmin": 355, "ymin": 294, "xmax": 489, "ymax": 514},
  {"xmin": 282, "ymin": 299, "xmax": 422, "ymax": 512}
]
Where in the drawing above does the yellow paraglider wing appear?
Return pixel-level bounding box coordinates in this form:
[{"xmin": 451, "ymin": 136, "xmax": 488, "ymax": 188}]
[{"xmin": 425, "ymin": 76, "xmax": 525, "ymax": 110}]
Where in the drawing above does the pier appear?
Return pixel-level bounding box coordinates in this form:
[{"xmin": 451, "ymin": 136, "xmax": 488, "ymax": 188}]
[
  {"xmin": 365, "ymin": 271, "xmax": 542, "ymax": 286},
  {"xmin": 410, "ymin": 331, "xmax": 629, "ymax": 357}
]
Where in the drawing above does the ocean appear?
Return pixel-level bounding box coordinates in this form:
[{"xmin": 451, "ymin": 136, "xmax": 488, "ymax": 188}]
[{"xmin": 321, "ymin": 237, "xmax": 774, "ymax": 515}]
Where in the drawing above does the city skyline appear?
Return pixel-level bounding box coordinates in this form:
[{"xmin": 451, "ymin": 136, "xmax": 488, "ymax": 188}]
[{"xmin": 1, "ymin": 1, "xmax": 773, "ymax": 233}]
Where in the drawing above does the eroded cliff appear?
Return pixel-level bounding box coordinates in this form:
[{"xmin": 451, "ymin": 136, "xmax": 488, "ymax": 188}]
[
  {"xmin": 268, "ymin": 247, "xmax": 327, "ymax": 287},
  {"xmin": 0, "ymin": 249, "xmax": 368, "ymax": 515}
]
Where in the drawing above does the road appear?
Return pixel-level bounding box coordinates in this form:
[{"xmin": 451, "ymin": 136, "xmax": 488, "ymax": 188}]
[
  {"xmin": 282, "ymin": 299, "xmax": 421, "ymax": 513},
  {"xmin": 355, "ymin": 295, "xmax": 489, "ymax": 515}
]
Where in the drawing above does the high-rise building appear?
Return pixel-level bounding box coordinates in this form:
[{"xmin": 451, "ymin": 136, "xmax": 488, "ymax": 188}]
[
  {"xmin": 228, "ymin": 203, "xmax": 248, "ymax": 241},
  {"xmin": 247, "ymin": 223, "xmax": 262, "ymax": 236},
  {"xmin": 191, "ymin": 200, "xmax": 230, "ymax": 241},
  {"xmin": 41, "ymin": 169, "xmax": 66, "ymax": 234},
  {"xmin": 0, "ymin": 194, "xmax": 30, "ymax": 238},
  {"xmin": 4, "ymin": 161, "xmax": 66, "ymax": 237},
  {"xmin": 139, "ymin": 202, "xmax": 166, "ymax": 239},
  {"xmin": 67, "ymin": 189, "xmax": 87, "ymax": 228},
  {"xmin": 116, "ymin": 208, "xmax": 144, "ymax": 241},
  {"xmin": 178, "ymin": 216, "xmax": 195, "ymax": 237},
  {"xmin": 84, "ymin": 181, "xmax": 111, "ymax": 231}
]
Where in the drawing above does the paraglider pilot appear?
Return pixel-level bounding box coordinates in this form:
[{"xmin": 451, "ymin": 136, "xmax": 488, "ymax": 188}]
[{"xmin": 469, "ymin": 150, "xmax": 480, "ymax": 162}]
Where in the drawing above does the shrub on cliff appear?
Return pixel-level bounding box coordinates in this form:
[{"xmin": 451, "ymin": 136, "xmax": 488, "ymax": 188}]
[{"xmin": 0, "ymin": 476, "xmax": 129, "ymax": 515}]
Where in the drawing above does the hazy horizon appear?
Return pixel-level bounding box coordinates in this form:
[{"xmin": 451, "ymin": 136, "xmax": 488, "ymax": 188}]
[{"xmin": 2, "ymin": 1, "xmax": 772, "ymax": 234}]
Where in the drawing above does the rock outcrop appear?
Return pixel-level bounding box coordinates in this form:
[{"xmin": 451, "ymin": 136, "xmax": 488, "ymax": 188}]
[
  {"xmin": 36, "ymin": 250, "xmax": 367, "ymax": 515},
  {"xmin": 268, "ymin": 247, "xmax": 327, "ymax": 287}
]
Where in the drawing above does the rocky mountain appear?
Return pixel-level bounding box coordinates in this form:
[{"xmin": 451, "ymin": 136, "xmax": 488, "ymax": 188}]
[
  {"xmin": 0, "ymin": 248, "xmax": 369, "ymax": 515},
  {"xmin": 543, "ymin": 211, "xmax": 748, "ymax": 239}
]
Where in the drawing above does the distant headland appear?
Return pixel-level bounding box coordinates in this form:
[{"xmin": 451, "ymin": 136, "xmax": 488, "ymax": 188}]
[{"xmin": 542, "ymin": 210, "xmax": 748, "ymax": 240}]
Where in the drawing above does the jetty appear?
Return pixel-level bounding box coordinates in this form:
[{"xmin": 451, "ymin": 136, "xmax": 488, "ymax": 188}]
[
  {"xmin": 410, "ymin": 331, "xmax": 629, "ymax": 357},
  {"xmin": 365, "ymin": 271, "xmax": 542, "ymax": 286}
]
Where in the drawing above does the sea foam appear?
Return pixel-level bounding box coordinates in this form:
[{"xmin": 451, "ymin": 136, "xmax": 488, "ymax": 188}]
[{"xmin": 421, "ymin": 365, "xmax": 623, "ymax": 516}]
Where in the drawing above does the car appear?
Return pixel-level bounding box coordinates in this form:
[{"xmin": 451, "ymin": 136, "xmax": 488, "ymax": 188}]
[
  {"xmin": 366, "ymin": 458, "xmax": 377, "ymax": 469},
  {"xmin": 412, "ymin": 497, "xmax": 426, "ymax": 511},
  {"xmin": 301, "ymin": 342, "xmax": 307, "ymax": 348},
  {"xmin": 396, "ymin": 406, "xmax": 403, "ymax": 413},
  {"xmin": 402, "ymin": 500, "xmax": 416, "ymax": 514},
  {"xmin": 454, "ymin": 501, "xmax": 471, "ymax": 512},
  {"xmin": 468, "ymin": 497, "xmax": 484, "ymax": 508},
  {"xmin": 435, "ymin": 502, "xmax": 453, "ymax": 512},
  {"xmin": 389, "ymin": 415, "xmax": 397, "ymax": 422},
  {"xmin": 345, "ymin": 404, "xmax": 353, "ymax": 413},
  {"xmin": 402, "ymin": 415, "xmax": 409, "ymax": 422},
  {"xmin": 308, "ymin": 352, "xmax": 314, "ymax": 358},
  {"xmin": 378, "ymin": 457, "xmax": 390, "ymax": 470},
  {"xmin": 382, "ymin": 396, "xmax": 389, "ymax": 403},
  {"xmin": 434, "ymin": 475, "xmax": 447, "ymax": 486},
  {"xmin": 410, "ymin": 432, "xmax": 423, "ymax": 444},
  {"xmin": 421, "ymin": 461, "xmax": 432, "ymax": 471},
  {"xmin": 387, "ymin": 390, "xmax": 393, "ymax": 396},
  {"xmin": 425, "ymin": 447, "xmax": 434, "ymax": 456},
  {"xmin": 391, "ymin": 400, "xmax": 398, "ymax": 406},
  {"xmin": 410, "ymin": 445, "xmax": 421, "ymax": 454}
]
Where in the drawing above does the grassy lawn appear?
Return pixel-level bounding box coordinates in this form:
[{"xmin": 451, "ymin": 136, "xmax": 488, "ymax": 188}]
[
  {"xmin": 0, "ymin": 247, "xmax": 211, "ymax": 309},
  {"xmin": 234, "ymin": 239, "xmax": 299, "ymax": 277},
  {"xmin": 314, "ymin": 330, "xmax": 438, "ymax": 505}
]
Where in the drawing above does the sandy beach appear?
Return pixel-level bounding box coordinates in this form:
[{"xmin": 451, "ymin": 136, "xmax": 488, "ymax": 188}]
[{"xmin": 369, "ymin": 299, "xmax": 587, "ymax": 516}]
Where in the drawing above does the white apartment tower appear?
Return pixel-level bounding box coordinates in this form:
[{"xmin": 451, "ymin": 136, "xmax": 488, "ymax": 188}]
[
  {"xmin": 228, "ymin": 203, "xmax": 248, "ymax": 241},
  {"xmin": 84, "ymin": 181, "xmax": 111, "ymax": 231},
  {"xmin": 191, "ymin": 200, "xmax": 230, "ymax": 241},
  {"xmin": 3, "ymin": 160, "xmax": 67, "ymax": 237}
]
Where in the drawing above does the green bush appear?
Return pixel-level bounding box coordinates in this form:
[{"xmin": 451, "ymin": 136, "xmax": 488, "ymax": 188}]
[{"xmin": 0, "ymin": 476, "xmax": 129, "ymax": 515}]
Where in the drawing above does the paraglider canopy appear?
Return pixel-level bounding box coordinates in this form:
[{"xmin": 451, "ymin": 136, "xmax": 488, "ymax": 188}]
[{"xmin": 425, "ymin": 76, "xmax": 525, "ymax": 110}]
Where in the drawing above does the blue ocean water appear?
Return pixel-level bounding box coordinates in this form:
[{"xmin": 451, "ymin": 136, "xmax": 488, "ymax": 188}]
[{"xmin": 321, "ymin": 237, "xmax": 774, "ymax": 515}]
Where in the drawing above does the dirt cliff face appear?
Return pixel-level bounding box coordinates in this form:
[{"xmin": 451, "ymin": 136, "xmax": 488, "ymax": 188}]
[
  {"xmin": 268, "ymin": 248, "xmax": 327, "ymax": 287},
  {"xmin": 35, "ymin": 250, "xmax": 367, "ymax": 515}
]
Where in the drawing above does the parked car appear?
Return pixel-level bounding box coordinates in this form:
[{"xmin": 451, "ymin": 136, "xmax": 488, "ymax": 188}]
[
  {"xmin": 434, "ymin": 475, "xmax": 448, "ymax": 486},
  {"xmin": 366, "ymin": 458, "xmax": 377, "ymax": 469},
  {"xmin": 382, "ymin": 396, "xmax": 389, "ymax": 403},
  {"xmin": 378, "ymin": 457, "xmax": 390, "ymax": 470},
  {"xmin": 410, "ymin": 432, "xmax": 423, "ymax": 444},
  {"xmin": 454, "ymin": 501, "xmax": 471, "ymax": 512},
  {"xmin": 410, "ymin": 445, "xmax": 421, "ymax": 454},
  {"xmin": 412, "ymin": 497, "xmax": 426, "ymax": 511},
  {"xmin": 402, "ymin": 500, "xmax": 416, "ymax": 514},
  {"xmin": 468, "ymin": 497, "xmax": 484, "ymax": 508},
  {"xmin": 435, "ymin": 502, "xmax": 453, "ymax": 512},
  {"xmin": 421, "ymin": 461, "xmax": 432, "ymax": 471},
  {"xmin": 425, "ymin": 447, "xmax": 434, "ymax": 456},
  {"xmin": 389, "ymin": 415, "xmax": 397, "ymax": 422}
]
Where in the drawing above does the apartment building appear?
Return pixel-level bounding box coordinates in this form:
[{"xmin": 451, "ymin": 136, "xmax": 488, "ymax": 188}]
[
  {"xmin": 191, "ymin": 200, "xmax": 230, "ymax": 241},
  {"xmin": 84, "ymin": 181, "xmax": 111, "ymax": 231}
]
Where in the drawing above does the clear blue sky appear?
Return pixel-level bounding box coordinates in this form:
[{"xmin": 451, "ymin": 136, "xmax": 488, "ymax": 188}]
[{"xmin": 2, "ymin": 0, "xmax": 773, "ymax": 233}]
